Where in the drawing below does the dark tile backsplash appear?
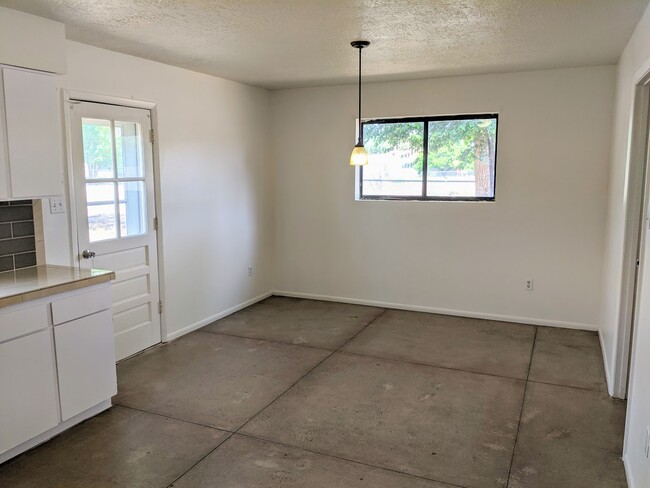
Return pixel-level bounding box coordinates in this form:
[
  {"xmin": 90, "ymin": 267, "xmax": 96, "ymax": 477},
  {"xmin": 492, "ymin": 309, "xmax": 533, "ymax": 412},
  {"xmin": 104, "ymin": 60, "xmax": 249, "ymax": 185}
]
[
  {"xmin": 0, "ymin": 204, "xmax": 34, "ymax": 223},
  {"xmin": 12, "ymin": 221, "xmax": 35, "ymax": 238},
  {"xmin": 0, "ymin": 223, "xmax": 10, "ymax": 239},
  {"xmin": 0, "ymin": 200, "xmax": 36, "ymax": 272},
  {"xmin": 0, "ymin": 255, "xmax": 12, "ymax": 270},
  {"xmin": 14, "ymin": 252, "xmax": 37, "ymax": 269}
]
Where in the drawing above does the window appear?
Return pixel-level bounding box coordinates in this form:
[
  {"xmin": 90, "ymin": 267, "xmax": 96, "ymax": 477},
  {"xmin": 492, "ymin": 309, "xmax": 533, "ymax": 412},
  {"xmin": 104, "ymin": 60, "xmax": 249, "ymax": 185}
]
[
  {"xmin": 359, "ymin": 114, "xmax": 498, "ymax": 201},
  {"xmin": 82, "ymin": 118, "xmax": 147, "ymax": 242}
]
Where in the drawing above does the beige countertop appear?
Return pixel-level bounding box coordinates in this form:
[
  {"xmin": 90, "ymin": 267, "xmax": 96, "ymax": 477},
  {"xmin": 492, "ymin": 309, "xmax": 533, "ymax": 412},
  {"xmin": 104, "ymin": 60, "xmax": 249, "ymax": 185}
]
[{"xmin": 0, "ymin": 265, "xmax": 116, "ymax": 309}]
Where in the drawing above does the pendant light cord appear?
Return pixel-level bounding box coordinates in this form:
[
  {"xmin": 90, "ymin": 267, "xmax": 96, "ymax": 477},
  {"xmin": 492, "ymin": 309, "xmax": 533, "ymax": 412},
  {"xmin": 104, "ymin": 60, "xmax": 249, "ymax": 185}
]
[{"xmin": 358, "ymin": 46, "xmax": 362, "ymax": 144}]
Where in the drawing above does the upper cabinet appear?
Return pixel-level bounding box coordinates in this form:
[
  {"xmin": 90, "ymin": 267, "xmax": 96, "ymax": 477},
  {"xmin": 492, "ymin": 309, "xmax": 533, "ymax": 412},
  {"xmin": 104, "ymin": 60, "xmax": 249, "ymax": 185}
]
[
  {"xmin": 0, "ymin": 67, "xmax": 64, "ymax": 199},
  {"xmin": 0, "ymin": 7, "xmax": 67, "ymax": 75}
]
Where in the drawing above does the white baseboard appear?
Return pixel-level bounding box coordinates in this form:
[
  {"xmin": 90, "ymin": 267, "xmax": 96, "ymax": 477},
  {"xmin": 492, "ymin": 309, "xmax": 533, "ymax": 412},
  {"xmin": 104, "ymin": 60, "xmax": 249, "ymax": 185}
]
[
  {"xmin": 165, "ymin": 291, "xmax": 273, "ymax": 342},
  {"xmin": 273, "ymin": 290, "xmax": 599, "ymax": 331},
  {"xmin": 623, "ymin": 453, "xmax": 636, "ymax": 488},
  {"xmin": 599, "ymin": 330, "xmax": 615, "ymax": 397}
]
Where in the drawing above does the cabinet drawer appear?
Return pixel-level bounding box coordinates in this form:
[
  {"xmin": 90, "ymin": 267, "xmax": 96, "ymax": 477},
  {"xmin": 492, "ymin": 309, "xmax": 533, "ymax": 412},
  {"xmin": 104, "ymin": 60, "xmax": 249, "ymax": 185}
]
[
  {"xmin": 0, "ymin": 303, "xmax": 49, "ymax": 343},
  {"xmin": 51, "ymin": 286, "xmax": 111, "ymax": 326},
  {"xmin": 54, "ymin": 310, "xmax": 117, "ymax": 421}
]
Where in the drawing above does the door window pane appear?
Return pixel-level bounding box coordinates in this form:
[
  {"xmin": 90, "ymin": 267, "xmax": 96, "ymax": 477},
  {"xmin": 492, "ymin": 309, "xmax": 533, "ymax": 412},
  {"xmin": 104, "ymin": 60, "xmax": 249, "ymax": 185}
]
[
  {"xmin": 362, "ymin": 122, "xmax": 424, "ymax": 197},
  {"xmin": 86, "ymin": 182, "xmax": 117, "ymax": 242},
  {"xmin": 82, "ymin": 119, "xmax": 114, "ymax": 179},
  {"xmin": 427, "ymin": 118, "xmax": 497, "ymax": 198},
  {"xmin": 118, "ymin": 181, "xmax": 147, "ymax": 237},
  {"xmin": 115, "ymin": 121, "xmax": 144, "ymax": 178}
]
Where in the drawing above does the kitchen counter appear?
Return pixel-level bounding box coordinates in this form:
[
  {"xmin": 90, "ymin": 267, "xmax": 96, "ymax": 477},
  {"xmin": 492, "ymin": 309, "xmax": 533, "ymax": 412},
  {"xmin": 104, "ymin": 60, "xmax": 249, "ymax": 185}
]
[{"xmin": 0, "ymin": 265, "xmax": 115, "ymax": 308}]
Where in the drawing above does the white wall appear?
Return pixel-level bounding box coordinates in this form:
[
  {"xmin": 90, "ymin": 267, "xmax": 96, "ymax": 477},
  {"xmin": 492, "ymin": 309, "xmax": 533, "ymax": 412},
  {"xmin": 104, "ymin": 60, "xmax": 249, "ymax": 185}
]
[
  {"xmin": 271, "ymin": 66, "xmax": 615, "ymax": 330},
  {"xmin": 45, "ymin": 41, "xmax": 275, "ymax": 339},
  {"xmin": 601, "ymin": 2, "xmax": 650, "ymax": 485}
]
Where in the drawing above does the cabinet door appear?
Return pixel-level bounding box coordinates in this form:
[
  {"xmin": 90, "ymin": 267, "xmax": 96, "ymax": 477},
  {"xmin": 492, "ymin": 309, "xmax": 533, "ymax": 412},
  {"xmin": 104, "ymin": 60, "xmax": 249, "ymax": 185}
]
[
  {"xmin": 0, "ymin": 73, "xmax": 8, "ymax": 200},
  {"xmin": 54, "ymin": 310, "xmax": 117, "ymax": 421},
  {"xmin": 2, "ymin": 67, "xmax": 63, "ymax": 198},
  {"xmin": 0, "ymin": 329, "xmax": 59, "ymax": 453}
]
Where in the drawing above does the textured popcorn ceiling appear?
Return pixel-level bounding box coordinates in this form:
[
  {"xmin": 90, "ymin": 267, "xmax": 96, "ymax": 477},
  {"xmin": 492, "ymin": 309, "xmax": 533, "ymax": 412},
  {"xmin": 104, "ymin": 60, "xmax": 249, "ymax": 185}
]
[{"xmin": 1, "ymin": 0, "xmax": 648, "ymax": 89}]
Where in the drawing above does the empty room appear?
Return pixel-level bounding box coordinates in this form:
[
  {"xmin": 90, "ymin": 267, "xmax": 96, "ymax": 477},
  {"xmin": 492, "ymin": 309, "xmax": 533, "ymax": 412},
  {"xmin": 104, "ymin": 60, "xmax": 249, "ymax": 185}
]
[{"xmin": 2, "ymin": 1, "xmax": 650, "ymax": 487}]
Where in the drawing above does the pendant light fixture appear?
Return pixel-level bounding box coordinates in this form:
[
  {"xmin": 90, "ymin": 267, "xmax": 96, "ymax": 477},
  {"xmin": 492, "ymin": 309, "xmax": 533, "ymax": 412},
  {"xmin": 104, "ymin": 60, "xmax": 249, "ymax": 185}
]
[{"xmin": 350, "ymin": 40, "xmax": 370, "ymax": 166}]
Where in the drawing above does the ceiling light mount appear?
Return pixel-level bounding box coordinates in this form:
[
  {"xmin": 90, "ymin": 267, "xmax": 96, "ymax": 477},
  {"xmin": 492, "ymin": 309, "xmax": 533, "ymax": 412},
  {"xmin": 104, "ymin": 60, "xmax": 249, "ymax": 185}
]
[
  {"xmin": 350, "ymin": 40, "xmax": 370, "ymax": 49},
  {"xmin": 350, "ymin": 40, "xmax": 370, "ymax": 166}
]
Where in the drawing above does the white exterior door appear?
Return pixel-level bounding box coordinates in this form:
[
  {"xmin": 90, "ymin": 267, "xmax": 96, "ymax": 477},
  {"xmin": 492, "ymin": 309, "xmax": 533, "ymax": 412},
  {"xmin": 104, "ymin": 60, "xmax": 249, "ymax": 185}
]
[{"xmin": 69, "ymin": 101, "xmax": 161, "ymax": 361}]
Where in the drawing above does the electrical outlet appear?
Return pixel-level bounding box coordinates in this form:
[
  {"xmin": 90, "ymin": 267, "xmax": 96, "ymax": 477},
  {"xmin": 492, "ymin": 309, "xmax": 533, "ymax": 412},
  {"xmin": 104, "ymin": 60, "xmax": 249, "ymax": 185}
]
[
  {"xmin": 49, "ymin": 196, "xmax": 65, "ymax": 214},
  {"xmin": 525, "ymin": 279, "xmax": 534, "ymax": 291},
  {"xmin": 248, "ymin": 266, "xmax": 253, "ymax": 278}
]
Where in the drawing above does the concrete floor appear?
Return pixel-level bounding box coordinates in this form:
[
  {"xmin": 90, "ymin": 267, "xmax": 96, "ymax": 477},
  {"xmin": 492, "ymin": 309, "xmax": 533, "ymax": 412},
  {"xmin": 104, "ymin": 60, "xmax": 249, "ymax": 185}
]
[{"xmin": 0, "ymin": 296, "xmax": 627, "ymax": 487}]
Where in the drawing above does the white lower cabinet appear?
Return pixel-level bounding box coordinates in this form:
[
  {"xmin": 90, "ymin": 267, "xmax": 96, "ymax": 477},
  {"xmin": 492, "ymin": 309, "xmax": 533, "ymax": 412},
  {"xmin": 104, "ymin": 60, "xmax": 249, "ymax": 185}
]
[
  {"xmin": 0, "ymin": 283, "xmax": 116, "ymax": 462},
  {"xmin": 54, "ymin": 310, "xmax": 117, "ymax": 421},
  {"xmin": 0, "ymin": 329, "xmax": 59, "ymax": 453}
]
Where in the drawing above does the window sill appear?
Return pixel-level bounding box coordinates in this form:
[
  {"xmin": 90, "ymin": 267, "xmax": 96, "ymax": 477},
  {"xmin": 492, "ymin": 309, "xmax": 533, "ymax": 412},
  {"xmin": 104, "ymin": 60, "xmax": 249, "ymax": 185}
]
[{"xmin": 356, "ymin": 196, "xmax": 495, "ymax": 202}]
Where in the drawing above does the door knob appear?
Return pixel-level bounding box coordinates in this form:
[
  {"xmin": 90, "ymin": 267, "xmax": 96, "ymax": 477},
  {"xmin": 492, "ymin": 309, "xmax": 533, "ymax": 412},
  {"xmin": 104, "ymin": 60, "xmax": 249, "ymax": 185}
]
[{"xmin": 81, "ymin": 250, "xmax": 96, "ymax": 259}]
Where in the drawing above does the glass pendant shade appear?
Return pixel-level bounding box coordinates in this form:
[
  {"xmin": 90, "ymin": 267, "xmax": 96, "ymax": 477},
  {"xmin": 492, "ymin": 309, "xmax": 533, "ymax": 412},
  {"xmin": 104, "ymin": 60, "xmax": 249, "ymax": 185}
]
[{"xmin": 350, "ymin": 144, "xmax": 369, "ymax": 166}]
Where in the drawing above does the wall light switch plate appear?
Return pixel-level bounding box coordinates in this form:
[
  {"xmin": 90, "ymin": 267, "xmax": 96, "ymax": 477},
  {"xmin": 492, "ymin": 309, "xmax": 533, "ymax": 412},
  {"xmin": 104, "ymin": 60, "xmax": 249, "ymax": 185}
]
[{"xmin": 49, "ymin": 196, "xmax": 65, "ymax": 214}]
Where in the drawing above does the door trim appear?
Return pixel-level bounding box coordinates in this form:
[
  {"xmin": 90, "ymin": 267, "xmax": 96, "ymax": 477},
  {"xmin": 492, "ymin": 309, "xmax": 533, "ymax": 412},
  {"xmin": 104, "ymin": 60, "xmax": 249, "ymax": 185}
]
[
  {"xmin": 623, "ymin": 71, "xmax": 650, "ymax": 464},
  {"xmin": 62, "ymin": 90, "xmax": 167, "ymax": 343},
  {"xmin": 616, "ymin": 65, "xmax": 650, "ymax": 400},
  {"xmin": 615, "ymin": 82, "xmax": 650, "ymax": 399}
]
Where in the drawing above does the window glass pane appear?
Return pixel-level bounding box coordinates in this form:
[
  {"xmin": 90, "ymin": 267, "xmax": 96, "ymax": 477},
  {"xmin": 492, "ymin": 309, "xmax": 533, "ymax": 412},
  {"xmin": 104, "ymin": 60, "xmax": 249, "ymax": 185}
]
[
  {"xmin": 115, "ymin": 121, "xmax": 144, "ymax": 178},
  {"xmin": 362, "ymin": 122, "xmax": 424, "ymax": 197},
  {"xmin": 427, "ymin": 118, "xmax": 497, "ymax": 198},
  {"xmin": 82, "ymin": 118, "xmax": 114, "ymax": 179},
  {"xmin": 86, "ymin": 182, "xmax": 117, "ymax": 242},
  {"xmin": 118, "ymin": 181, "xmax": 147, "ymax": 237}
]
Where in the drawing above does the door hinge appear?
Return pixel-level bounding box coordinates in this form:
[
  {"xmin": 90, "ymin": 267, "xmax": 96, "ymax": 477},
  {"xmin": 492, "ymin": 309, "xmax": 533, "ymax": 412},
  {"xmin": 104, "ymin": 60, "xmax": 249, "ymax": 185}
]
[
  {"xmin": 153, "ymin": 216, "xmax": 159, "ymax": 231},
  {"xmin": 149, "ymin": 129, "xmax": 155, "ymax": 144},
  {"xmin": 158, "ymin": 301, "xmax": 163, "ymax": 314}
]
